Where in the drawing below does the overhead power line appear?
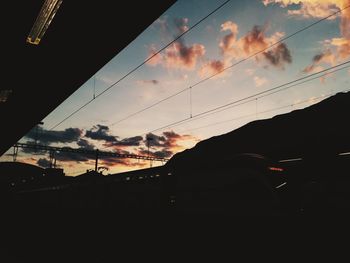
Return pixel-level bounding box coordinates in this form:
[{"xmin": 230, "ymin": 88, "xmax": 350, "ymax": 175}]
[
  {"xmin": 180, "ymin": 88, "xmax": 350, "ymax": 134},
  {"xmin": 108, "ymin": 4, "xmax": 350, "ymax": 127},
  {"xmin": 145, "ymin": 61, "xmax": 350, "ymax": 134},
  {"xmin": 49, "ymin": 0, "xmax": 232, "ymax": 130}
]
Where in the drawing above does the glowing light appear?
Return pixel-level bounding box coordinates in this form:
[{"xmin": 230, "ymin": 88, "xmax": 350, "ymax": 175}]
[
  {"xmin": 276, "ymin": 182, "xmax": 287, "ymax": 189},
  {"xmin": 268, "ymin": 167, "xmax": 284, "ymax": 172},
  {"xmin": 278, "ymin": 158, "xmax": 303, "ymax": 163},
  {"xmin": 27, "ymin": 0, "xmax": 63, "ymax": 45}
]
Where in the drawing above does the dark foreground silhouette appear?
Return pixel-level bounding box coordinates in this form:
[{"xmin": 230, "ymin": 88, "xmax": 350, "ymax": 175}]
[{"xmin": 1, "ymin": 92, "xmax": 350, "ymax": 214}]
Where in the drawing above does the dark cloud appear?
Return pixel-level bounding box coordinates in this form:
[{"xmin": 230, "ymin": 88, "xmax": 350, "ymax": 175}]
[
  {"xmin": 145, "ymin": 131, "xmax": 186, "ymax": 148},
  {"xmin": 153, "ymin": 150, "xmax": 173, "ymax": 158},
  {"xmin": 163, "ymin": 131, "xmax": 181, "ymax": 139},
  {"xmin": 77, "ymin": 139, "xmax": 95, "ymax": 150},
  {"xmin": 146, "ymin": 40, "xmax": 205, "ymax": 70},
  {"xmin": 199, "ymin": 60, "xmax": 226, "ymax": 78},
  {"xmin": 21, "ymin": 142, "xmax": 47, "ymax": 155},
  {"xmin": 99, "ymin": 156, "xmax": 141, "ymax": 167},
  {"xmin": 104, "ymin": 136, "xmax": 143, "ymax": 151},
  {"xmin": 302, "ymin": 49, "xmax": 334, "ymax": 73},
  {"xmin": 147, "ymin": 17, "xmax": 204, "ymax": 70},
  {"xmin": 37, "ymin": 158, "xmax": 51, "ymax": 168},
  {"xmin": 138, "ymin": 148, "xmax": 173, "ymax": 159},
  {"xmin": 141, "ymin": 131, "xmax": 195, "ymax": 159},
  {"xmin": 85, "ymin": 124, "xmax": 117, "ymax": 142},
  {"xmin": 174, "ymin": 17, "xmax": 189, "ymax": 34},
  {"xmin": 138, "ymin": 79, "xmax": 159, "ymax": 85},
  {"xmin": 313, "ymin": 52, "xmax": 327, "ymax": 63},
  {"xmin": 219, "ymin": 22, "xmax": 292, "ymax": 70},
  {"xmin": 115, "ymin": 136, "xmax": 143, "ymax": 147},
  {"xmin": 145, "ymin": 133, "xmax": 166, "ymax": 147},
  {"xmin": 25, "ymin": 127, "xmax": 82, "ymax": 145},
  {"xmin": 263, "ymin": 43, "xmax": 292, "ymax": 68},
  {"xmin": 55, "ymin": 151, "xmax": 90, "ymax": 163}
]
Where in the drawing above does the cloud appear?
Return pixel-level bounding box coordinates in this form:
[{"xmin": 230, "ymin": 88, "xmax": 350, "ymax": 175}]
[
  {"xmin": 219, "ymin": 21, "xmax": 239, "ymax": 54},
  {"xmin": 146, "ymin": 18, "xmax": 206, "ymax": 71},
  {"xmin": 264, "ymin": 1, "xmax": 350, "ymax": 68},
  {"xmin": 136, "ymin": 79, "xmax": 159, "ymax": 85},
  {"xmin": 263, "ymin": 43, "xmax": 292, "ymax": 69},
  {"xmin": 25, "ymin": 127, "xmax": 82, "ymax": 145},
  {"xmin": 302, "ymin": 49, "xmax": 336, "ymax": 73},
  {"xmin": 143, "ymin": 131, "xmax": 197, "ymax": 159},
  {"xmin": 77, "ymin": 139, "xmax": 95, "ymax": 150},
  {"xmin": 263, "ymin": 0, "xmax": 341, "ymax": 19},
  {"xmin": 85, "ymin": 124, "xmax": 117, "ymax": 142},
  {"xmin": 254, "ymin": 76, "xmax": 269, "ymax": 87},
  {"xmin": 145, "ymin": 133, "xmax": 166, "ymax": 147},
  {"xmin": 154, "ymin": 17, "xmax": 169, "ymax": 33},
  {"xmin": 106, "ymin": 136, "xmax": 143, "ymax": 148},
  {"xmin": 37, "ymin": 158, "xmax": 51, "ymax": 168},
  {"xmin": 219, "ymin": 22, "xmax": 292, "ymax": 69},
  {"xmin": 138, "ymin": 148, "xmax": 173, "ymax": 159},
  {"xmin": 55, "ymin": 150, "xmax": 90, "ymax": 163},
  {"xmin": 145, "ymin": 131, "xmax": 183, "ymax": 149},
  {"xmin": 199, "ymin": 59, "xmax": 227, "ymax": 78},
  {"xmin": 146, "ymin": 41, "xmax": 205, "ymax": 70},
  {"xmin": 98, "ymin": 155, "xmax": 149, "ymax": 170},
  {"xmin": 174, "ymin": 17, "xmax": 189, "ymax": 34},
  {"xmin": 146, "ymin": 45, "xmax": 164, "ymax": 66},
  {"xmin": 331, "ymin": 37, "xmax": 350, "ymax": 58}
]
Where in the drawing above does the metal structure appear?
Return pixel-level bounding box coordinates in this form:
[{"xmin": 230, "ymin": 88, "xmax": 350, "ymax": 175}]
[
  {"xmin": 13, "ymin": 143, "xmax": 169, "ymax": 171},
  {"xmin": 26, "ymin": 0, "xmax": 63, "ymax": 45}
]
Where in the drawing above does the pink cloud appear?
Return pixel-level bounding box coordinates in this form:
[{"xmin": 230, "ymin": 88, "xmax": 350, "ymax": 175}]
[
  {"xmin": 146, "ymin": 41, "xmax": 205, "ymax": 70},
  {"xmin": 219, "ymin": 22, "xmax": 292, "ymax": 69},
  {"xmin": 254, "ymin": 76, "xmax": 269, "ymax": 87},
  {"xmin": 147, "ymin": 45, "xmax": 163, "ymax": 66},
  {"xmin": 136, "ymin": 79, "xmax": 159, "ymax": 85},
  {"xmin": 302, "ymin": 49, "xmax": 336, "ymax": 73},
  {"xmin": 174, "ymin": 17, "xmax": 189, "ymax": 34},
  {"xmin": 199, "ymin": 59, "xmax": 228, "ymax": 78},
  {"xmin": 264, "ymin": 1, "xmax": 350, "ymax": 69},
  {"xmin": 146, "ymin": 18, "xmax": 206, "ymax": 71}
]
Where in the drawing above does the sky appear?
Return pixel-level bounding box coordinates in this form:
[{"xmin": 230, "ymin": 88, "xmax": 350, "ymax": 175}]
[{"xmin": 1, "ymin": 0, "xmax": 350, "ymax": 176}]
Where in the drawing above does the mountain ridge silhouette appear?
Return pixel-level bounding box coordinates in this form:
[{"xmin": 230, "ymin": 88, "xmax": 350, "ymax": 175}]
[{"xmin": 167, "ymin": 91, "xmax": 350, "ymax": 170}]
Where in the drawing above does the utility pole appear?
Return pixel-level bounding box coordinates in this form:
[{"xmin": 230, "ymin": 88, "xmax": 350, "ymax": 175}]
[
  {"xmin": 34, "ymin": 121, "xmax": 44, "ymax": 145},
  {"xmin": 13, "ymin": 145, "xmax": 18, "ymax": 162},
  {"xmin": 146, "ymin": 137, "xmax": 153, "ymax": 168},
  {"xmin": 95, "ymin": 149, "xmax": 99, "ymax": 172}
]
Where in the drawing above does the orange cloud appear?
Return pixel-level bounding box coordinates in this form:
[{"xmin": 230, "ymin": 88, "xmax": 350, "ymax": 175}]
[
  {"xmin": 219, "ymin": 22, "xmax": 292, "ymax": 69},
  {"xmin": 219, "ymin": 21, "xmax": 239, "ymax": 55},
  {"xmin": 302, "ymin": 49, "xmax": 336, "ymax": 73},
  {"xmin": 144, "ymin": 131, "xmax": 198, "ymax": 158},
  {"xmin": 146, "ymin": 41, "xmax": 205, "ymax": 70},
  {"xmin": 146, "ymin": 18, "xmax": 206, "ymax": 71},
  {"xmin": 264, "ymin": 1, "xmax": 350, "ymax": 69},
  {"xmin": 147, "ymin": 45, "xmax": 163, "ymax": 66},
  {"xmin": 199, "ymin": 59, "xmax": 228, "ymax": 78}
]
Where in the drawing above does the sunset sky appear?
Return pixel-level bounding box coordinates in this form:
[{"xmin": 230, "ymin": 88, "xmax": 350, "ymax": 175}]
[{"xmin": 1, "ymin": 0, "xmax": 349, "ymax": 175}]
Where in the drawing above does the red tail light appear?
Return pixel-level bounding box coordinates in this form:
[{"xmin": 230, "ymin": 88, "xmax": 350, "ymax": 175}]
[{"xmin": 268, "ymin": 167, "xmax": 284, "ymax": 172}]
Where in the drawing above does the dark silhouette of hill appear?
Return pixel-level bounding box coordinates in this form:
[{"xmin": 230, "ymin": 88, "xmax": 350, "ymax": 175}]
[
  {"xmin": 167, "ymin": 91, "xmax": 350, "ymax": 170},
  {"xmin": 0, "ymin": 162, "xmax": 44, "ymax": 184}
]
